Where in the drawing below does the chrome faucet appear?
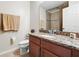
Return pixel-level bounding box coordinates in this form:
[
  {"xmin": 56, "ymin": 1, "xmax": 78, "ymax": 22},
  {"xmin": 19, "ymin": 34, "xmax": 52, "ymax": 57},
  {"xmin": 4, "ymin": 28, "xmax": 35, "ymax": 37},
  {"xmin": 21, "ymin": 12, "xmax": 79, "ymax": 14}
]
[{"xmin": 48, "ymin": 30, "xmax": 53, "ymax": 34}]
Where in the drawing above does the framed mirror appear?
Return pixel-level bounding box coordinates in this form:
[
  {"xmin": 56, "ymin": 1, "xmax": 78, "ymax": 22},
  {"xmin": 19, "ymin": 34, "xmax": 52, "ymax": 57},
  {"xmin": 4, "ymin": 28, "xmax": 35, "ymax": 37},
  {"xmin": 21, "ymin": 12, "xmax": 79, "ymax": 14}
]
[{"xmin": 39, "ymin": 1, "xmax": 69, "ymax": 32}]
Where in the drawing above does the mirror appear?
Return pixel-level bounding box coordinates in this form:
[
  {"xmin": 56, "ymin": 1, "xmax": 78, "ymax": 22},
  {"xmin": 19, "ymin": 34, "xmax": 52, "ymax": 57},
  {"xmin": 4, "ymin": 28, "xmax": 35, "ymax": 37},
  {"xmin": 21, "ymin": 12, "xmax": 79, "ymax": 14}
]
[{"xmin": 39, "ymin": 1, "xmax": 68, "ymax": 32}]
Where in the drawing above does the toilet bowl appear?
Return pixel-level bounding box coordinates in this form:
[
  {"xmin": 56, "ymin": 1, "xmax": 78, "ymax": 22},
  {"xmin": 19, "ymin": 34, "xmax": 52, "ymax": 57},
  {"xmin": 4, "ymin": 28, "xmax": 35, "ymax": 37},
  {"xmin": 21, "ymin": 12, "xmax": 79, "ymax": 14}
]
[
  {"xmin": 18, "ymin": 40, "xmax": 29, "ymax": 55},
  {"xmin": 18, "ymin": 40, "xmax": 29, "ymax": 47}
]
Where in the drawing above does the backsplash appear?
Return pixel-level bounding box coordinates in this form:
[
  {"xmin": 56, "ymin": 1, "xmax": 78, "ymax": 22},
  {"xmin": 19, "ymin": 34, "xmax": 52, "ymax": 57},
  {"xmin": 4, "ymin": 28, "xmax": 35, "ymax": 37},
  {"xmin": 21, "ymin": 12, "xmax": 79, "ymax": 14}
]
[
  {"xmin": 39, "ymin": 30, "xmax": 79, "ymax": 38},
  {"xmin": 56, "ymin": 32, "xmax": 79, "ymax": 38}
]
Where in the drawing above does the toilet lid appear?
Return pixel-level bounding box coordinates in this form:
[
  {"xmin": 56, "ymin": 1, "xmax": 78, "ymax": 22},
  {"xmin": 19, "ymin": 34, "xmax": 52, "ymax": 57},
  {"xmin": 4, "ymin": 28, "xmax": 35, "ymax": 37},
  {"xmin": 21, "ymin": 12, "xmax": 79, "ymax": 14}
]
[{"xmin": 19, "ymin": 40, "xmax": 29, "ymax": 45}]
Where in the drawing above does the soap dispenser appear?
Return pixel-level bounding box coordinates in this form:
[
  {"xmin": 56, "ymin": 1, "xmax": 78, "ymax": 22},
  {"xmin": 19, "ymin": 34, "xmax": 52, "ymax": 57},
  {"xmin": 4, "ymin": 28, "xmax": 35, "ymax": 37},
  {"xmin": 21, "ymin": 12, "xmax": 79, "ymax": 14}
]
[
  {"xmin": 70, "ymin": 33, "xmax": 76, "ymax": 39},
  {"xmin": 73, "ymin": 33, "xmax": 76, "ymax": 39}
]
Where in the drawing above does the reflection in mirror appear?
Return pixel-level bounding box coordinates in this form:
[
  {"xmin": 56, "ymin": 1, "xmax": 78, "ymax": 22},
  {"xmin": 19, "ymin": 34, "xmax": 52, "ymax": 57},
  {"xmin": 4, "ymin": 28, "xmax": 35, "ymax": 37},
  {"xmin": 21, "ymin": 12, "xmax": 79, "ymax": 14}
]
[
  {"xmin": 46, "ymin": 8, "xmax": 61, "ymax": 30},
  {"xmin": 39, "ymin": 1, "xmax": 69, "ymax": 33}
]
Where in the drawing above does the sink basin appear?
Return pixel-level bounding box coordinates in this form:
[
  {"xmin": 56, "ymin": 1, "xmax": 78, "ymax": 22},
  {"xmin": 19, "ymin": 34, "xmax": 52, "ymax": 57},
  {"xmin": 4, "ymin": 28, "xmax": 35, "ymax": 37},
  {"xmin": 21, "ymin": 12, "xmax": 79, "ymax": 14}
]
[
  {"xmin": 41, "ymin": 35, "xmax": 56, "ymax": 39},
  {"xmin": 41, "ymin": 35, "xmax": 62, "ymax": 43}
]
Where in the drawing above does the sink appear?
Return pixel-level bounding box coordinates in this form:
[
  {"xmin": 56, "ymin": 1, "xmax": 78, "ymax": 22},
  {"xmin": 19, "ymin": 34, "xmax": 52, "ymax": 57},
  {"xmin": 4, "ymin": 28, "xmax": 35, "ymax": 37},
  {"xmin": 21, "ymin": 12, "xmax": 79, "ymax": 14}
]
[
  {"xmin": 41, "ymin": 35, "xmax": 64, "ymax": 42},
  {"xmin": 41, "ymin": 34, "xmax": 76, "ymax": 46},
  {"xmin": 41, "ymin": 34, "xmax": 56, "ymax": 39}
]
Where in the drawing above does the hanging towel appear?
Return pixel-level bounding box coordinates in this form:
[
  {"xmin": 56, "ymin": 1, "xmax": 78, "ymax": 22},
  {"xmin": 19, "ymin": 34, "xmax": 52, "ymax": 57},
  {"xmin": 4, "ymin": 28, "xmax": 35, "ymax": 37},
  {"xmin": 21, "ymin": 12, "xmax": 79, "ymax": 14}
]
[
  {"xmin": 14, "ymin": 16, "xmax": 20, "ymax": 31},
  {"xmin": 3, "ymin": 14, "xmax": 9, "ymax": 31}
]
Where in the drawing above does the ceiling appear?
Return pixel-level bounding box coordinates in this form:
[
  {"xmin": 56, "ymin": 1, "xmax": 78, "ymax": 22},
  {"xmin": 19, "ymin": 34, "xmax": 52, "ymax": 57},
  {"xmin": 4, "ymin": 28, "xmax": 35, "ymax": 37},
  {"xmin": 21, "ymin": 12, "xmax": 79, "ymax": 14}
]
[{"xmin": 40, "ymin": 1, "xmax": 66, "ymax": 10}]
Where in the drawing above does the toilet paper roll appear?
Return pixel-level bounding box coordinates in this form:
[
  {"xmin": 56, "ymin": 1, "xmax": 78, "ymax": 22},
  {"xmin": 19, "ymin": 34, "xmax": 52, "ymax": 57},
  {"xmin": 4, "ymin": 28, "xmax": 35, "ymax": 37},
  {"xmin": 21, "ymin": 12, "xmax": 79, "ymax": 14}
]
[{"xmin": 10, "ymin": 37, "xmax": 16, "ymax": 45}]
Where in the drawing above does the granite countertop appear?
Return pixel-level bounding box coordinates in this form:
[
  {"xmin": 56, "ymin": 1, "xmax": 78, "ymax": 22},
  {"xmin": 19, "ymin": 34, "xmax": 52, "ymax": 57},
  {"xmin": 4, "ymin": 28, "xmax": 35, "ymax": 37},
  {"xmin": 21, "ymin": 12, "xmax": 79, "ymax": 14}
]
[{"xmin": 29, "ymin": 33, "xmax": 79, "ymax": 50}]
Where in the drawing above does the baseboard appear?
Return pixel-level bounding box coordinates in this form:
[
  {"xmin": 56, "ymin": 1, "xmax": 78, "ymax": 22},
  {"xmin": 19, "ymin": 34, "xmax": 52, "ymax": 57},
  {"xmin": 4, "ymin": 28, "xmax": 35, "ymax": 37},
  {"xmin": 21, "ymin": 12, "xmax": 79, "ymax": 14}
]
[{"xmin": 0, "ymin": 47, "xmax": 19, "ymax": 56}]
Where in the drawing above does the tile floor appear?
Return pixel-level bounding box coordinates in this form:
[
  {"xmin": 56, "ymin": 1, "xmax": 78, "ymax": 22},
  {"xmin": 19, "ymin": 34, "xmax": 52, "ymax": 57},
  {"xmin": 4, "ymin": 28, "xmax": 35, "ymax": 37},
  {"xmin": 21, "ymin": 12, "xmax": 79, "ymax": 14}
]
[{"xmin": 0, "ymin": 49, "xmax": 29, "ymax": 57}]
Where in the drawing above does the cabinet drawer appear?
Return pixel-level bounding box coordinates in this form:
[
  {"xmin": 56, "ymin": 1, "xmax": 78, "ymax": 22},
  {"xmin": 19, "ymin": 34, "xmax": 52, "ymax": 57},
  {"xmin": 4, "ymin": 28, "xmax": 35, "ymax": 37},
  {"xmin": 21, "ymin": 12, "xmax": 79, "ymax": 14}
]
[
  {"xmin": 41, "ymin": 49, "xmax": 57, "ymax": 57},
  {"xmin": 29, "ymin": 35, "xmax": 41, "ymax": 45},
  {"xmin": 41, "ymin": 39, "xmax": 71, "ymax": 57}
]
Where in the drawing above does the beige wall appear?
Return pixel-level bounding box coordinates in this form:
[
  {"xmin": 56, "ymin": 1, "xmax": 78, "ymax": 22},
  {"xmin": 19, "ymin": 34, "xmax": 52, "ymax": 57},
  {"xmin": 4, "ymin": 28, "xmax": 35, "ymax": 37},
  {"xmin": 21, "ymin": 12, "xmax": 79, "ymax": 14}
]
[
  {"xmin": 30, "ymin": 1, "xmax": 40, "ymax": 33},
  {"xmin": 63, "ymin": 1, "xmax": 79, "ymax": 32}
]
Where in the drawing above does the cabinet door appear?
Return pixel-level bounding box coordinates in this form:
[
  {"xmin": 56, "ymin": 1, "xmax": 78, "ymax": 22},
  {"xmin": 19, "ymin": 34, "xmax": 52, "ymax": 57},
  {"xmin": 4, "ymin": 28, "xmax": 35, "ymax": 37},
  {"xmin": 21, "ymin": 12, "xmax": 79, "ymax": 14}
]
[
  {"xmin": 72, "ymin": 49, "xmax": 79, "ymax": 57},
  {"xmin": 41, "ymin": 39, "xmax": 71, "ymax": 57},
  {"xmin": 41, "ymin": 49, "xmax": 57, "ymax": 57},
  {"xmin": 29, "ymin": 42, "xmax": 41, "ymax": 57}
]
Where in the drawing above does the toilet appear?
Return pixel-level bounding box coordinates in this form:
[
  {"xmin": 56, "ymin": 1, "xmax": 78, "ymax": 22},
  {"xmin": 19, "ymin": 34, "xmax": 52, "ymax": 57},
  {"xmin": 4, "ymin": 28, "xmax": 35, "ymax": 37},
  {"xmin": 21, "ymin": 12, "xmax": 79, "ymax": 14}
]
[{"xmin": 18, "ymin": 40, "xmax": 29, "ymax": 55}]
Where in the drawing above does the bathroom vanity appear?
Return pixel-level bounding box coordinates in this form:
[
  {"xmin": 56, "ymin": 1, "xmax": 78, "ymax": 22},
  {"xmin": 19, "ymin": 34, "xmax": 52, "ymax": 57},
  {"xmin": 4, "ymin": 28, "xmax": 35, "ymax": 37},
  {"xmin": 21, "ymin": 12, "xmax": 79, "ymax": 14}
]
[{"xmin": 29, "ymin": 33, "xmax": 79, "ymax": 57}]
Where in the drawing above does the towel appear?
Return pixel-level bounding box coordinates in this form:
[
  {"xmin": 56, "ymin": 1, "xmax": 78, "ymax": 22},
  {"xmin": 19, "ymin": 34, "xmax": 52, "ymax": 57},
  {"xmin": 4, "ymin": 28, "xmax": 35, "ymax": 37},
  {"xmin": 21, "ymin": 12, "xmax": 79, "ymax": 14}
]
[{"xmin": 2, "ymin": 14, "xmax": 20, "ymax": 31}]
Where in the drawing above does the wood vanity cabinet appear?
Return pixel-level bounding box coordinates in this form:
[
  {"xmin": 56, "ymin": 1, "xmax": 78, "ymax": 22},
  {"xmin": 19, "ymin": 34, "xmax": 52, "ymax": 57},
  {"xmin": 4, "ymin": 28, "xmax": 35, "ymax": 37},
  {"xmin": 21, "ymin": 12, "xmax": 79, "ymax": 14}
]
[
  {"xmin": 29, "ymin": 35, "xmax": 41, "ymax": 57},
  {"xmin": 29, "ymin": 35, "xmax": 79, "ymax": 57}
]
